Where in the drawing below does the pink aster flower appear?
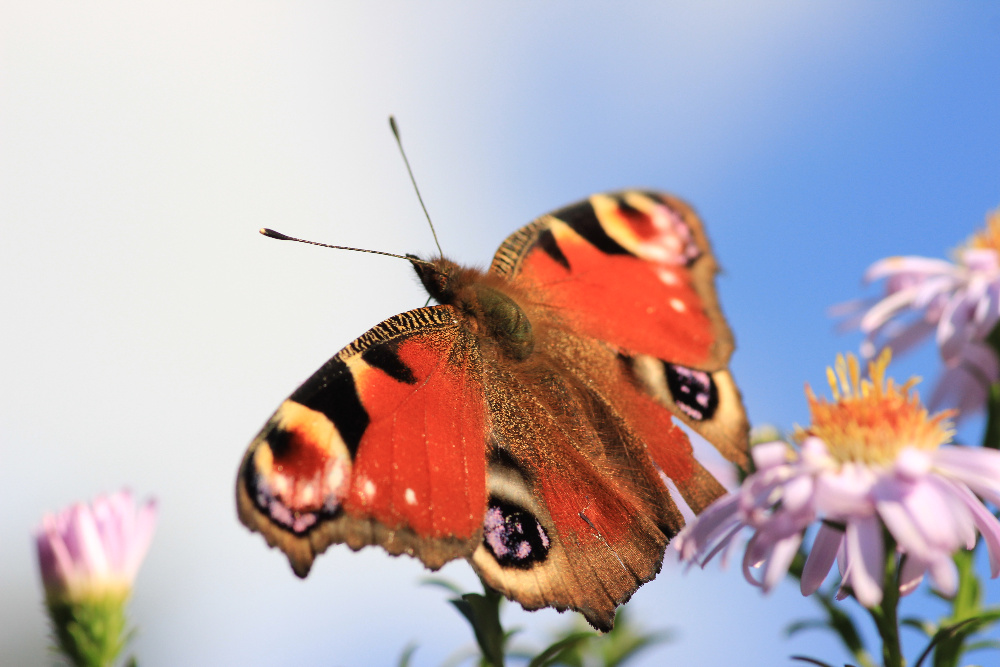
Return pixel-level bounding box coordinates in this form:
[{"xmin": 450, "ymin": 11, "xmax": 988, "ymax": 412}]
[
  {"xmin": 36, "ymin": 489, "xmax": 157, "ymax": 603},
  {"xmin": 838, "ymin": 208, "xmax": 1000, "ymax": 415},
  {"xmin": 675, "ymin": 351, "xmax": 1000, "ymax": 608}
]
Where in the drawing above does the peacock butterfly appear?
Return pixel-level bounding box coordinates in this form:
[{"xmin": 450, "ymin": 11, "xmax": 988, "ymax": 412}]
[{"xmin": 236, "ymin": 190, "xmax": 749, "ymax": 631}]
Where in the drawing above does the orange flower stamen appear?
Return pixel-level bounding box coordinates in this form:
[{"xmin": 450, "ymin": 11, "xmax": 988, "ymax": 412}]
[
  {"xmin": 797, "ymin": 350, "xmax": 955, "ymax": 465},
  {"xmin": 964, "ymin": 208, "xmax": 1000, "ymax": 255}
]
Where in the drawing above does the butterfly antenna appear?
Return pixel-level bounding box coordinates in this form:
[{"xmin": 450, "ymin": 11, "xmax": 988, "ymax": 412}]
[
  {"xmin": 389, "ymin": 116, "xmax": 445, "ymax": 258},
  {"xmin": 259, "ymin": 228, "xmax": 435, "ymax": 267}
]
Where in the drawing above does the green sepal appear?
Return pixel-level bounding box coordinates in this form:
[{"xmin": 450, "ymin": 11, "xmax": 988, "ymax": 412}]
[{"xmin": 45, "ymin": 593, "xmax": 131, "ymax": 667}]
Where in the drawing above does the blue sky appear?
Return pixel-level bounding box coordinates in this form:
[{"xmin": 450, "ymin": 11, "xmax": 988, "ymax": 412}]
[{"xmin": 2, "ymin": 3, "xmax": 999, "ymax": 665}]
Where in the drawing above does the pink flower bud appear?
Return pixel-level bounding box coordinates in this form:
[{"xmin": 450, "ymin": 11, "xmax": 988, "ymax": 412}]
[{"xmin": 35, "ymin": 489, "xmax": 157, "ymax": 602}]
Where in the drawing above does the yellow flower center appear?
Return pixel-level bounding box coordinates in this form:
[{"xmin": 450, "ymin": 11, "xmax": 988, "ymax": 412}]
[
  {"xmin": 796, "ymin": 350, "xmax": 954, "ymax": 465},
  {"xmin": 964, "ymin": 207, "xmax": 1000, "ymax": 256}
]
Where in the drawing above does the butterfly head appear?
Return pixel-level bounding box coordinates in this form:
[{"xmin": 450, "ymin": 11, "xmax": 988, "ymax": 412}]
[
  {"xmin": 409, "ymin": 256, "xmax": 534, "ymax": 361},
  {"xmin": 408, "ymin": 255, "xmax": 462, "ymax": 304}
]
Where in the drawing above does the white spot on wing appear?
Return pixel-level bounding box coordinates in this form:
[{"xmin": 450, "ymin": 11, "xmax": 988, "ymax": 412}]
[
  {"xmin": 356, "ymin": 476, "xmax": 377, "ymax": 503},
  {"xmin": 670, "ymin": 298, "xmax": 686, "ymax": 312},
  {"xmin": 657, "ymin": 267, "xmax": 679, "ymax": 285},
  {"xmin": 405, "ymin": 488, "xmax": 417, "ymax": 505},
  {"xmin": 301, "ymin": 484, "xmax": 315, "ymax": 504}
]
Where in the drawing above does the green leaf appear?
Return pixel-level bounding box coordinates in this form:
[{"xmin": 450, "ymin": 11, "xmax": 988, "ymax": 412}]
[
  {"xmin": 421, "ymin": 576, "xmax": 468, "ymax": 597},
  {"xmin": 919, "ymin": 611, "xmax": 1000, "ymax": 667},
  {"xmin": 590, "ymin": 609, "xmax": 672, "ymax": 667},
  {"xmin": 396, "ymin": 642, "xmax": 418, "ymax": 667},
  {"xmin": 450, "ymin": 589, "xmax": 506, "ymax": 667},
  {"xmin": 928, "ymin": 548, "xmax": 998, "ymax": 667},
  {"xmin": 901, "ymin": 618, "xmax": 936, "ymax": 637},
  {"xmin": 964, "ymin": 639, "xmax": 1000, "ymax": 653},
  {"xmin": 527, "ymin": 632, "xmax": 595, "ymax": 667},
  {"xmin": 789, "ymin": 656, "xmax": 838, "ymax": 667},
  {"xmin": 815, "ymin": 589, "xmax": 869, "ymax": 658},
  {"xmin": 795, "ymin": 584, "xmax": 876, "ymax": 667},
  {"xmin": 785, "ymin": 619, "xmax": 832, "ymax": 637}
]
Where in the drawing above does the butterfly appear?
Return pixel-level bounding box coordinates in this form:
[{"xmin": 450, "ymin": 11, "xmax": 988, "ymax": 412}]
[{"xmin": 236, "ymin": 190, "xmax": 749, "ymax": 631}]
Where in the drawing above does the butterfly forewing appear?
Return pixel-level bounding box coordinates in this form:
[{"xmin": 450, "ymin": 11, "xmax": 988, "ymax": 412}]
[
  {"xmin": 237, "ymin": 305, "xmax": 489, "ymax": 575},
  {"xmin": 491, "ymin": 190, "xmax": 748, "ymax": 467}
]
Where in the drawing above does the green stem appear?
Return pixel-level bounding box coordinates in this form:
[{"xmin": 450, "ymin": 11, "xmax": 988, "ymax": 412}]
[
  {"xmin": 869, "ymin": 543, "xmax": 904, "ymax": 667},
  {"xmin": 981, "ymin": 382, "xmax": 1000, "ymax": 450},
  {"xmin": 982, "ymin": 322, "xmax": 1000, "ymax": 450}
]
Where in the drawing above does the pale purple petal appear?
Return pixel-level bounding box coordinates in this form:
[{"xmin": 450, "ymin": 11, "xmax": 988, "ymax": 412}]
[
  {"xmin": 762, "ymin": 532, "xmax": 802, "ymax": 592},
  {"xmin": 981, "ymin": 280, "xmax": 1000, "ymax": 330},
  {"xmin": 799, "ymin": 437, "xmax": 833, "ymax": 467},
  {"xmin": 940, "ymin": 479, "xmax": 1000, "ymax": 577},
  {"xmin": 933, "ymin": 446, "xmax": 1000, "ymax": 505},
  {"xmin": 841, "ymin": 244, "xmax": 1000, "ymax": 421},
  {"xmin": 928, "ymin": 556, "xmax": 959, "ymax": 597},
  {"xmin": 924, "ymin": 476, "xmax": 977, "ymax": 549},
  {"xmin": 876, "ymin": 496, "xmax": 933, "ymax": 562},
  {"xmin": 739, "ymin": 474, "xmax": 785, "ymax": 524},
  {"xmin": 781, "ymin": 475, "xmax": 814, "ymax": 514},
  {"xmin": 675, "ymin": 493, "xmax": 741, "ymax": 562},
  {"xmin": 929, "ymin": 362, "xmax": 990, "ymax": 416},
  {"xmin": 801, "ymin": 523, "xmax": 842, "ymax": 595},
  {"xmin": 65, "ymin": 505, "xmax": 110, "ymax": 580},
  {"xmin": 750, "ymin": 441, "xmax": 791, "ymax": 471},
  {"xmin": 911, "ymin": 275, "xmax": 962, "ymax": 310},
  {"xmin": 829, "ymin": 298, "xmax": 877, "ymax": 331},
  {"xmin": 958, "ymin": 340, "xmax": 997, "ymax": 378},
  {"xmin": 813, "ymin": 463, "xmax": 876, "ymax": 517},
  {"xmin": 961, "ymin": 248, "xmax": 1000, "ymax": 272},
  {"xmin": 33, "ymin": 489, "xmax": 157, "ymax": 600},
  {"xmin": 877, "ymin": 318, "xmax": 937, "ymax": 358},
  {"xmin": 742, "ymin": 533, "xmax": 765, "ymax": 587},
  {"xmin": 894, "ymin": 448, "xmax": 931, "ymax": 481},
  {"xmin": 91, "ymin": 494, "xmax": 126, "ymax": 572},
  {"xmin": 897, "ymin": 480, "xmax": 967, "ymax": 552},
  {"xmin": 860, "ymin": 285, "xmax": 930, "ymax": 333},
  {"xmin": 124, "ymin": 499, "xmax": 157, "ymax": 581},
  {"xmin": 744, "ymin": 527, "xmax": 772, "ymax": 571},
  {"xmin": 899, "ymin": 555, "xmax": 926, "ymax": 596},
  {"xmin": 937, "ymin": 287, "xmax": 986, "ymax": 366},
  {"xmin": 36, "ymin": 519, "xmax": 76, "ymax": 592},
  {"xmin": 931, "ymin": 342, "xmax": 998, "ymax": 416},
  {"xmin": 972, "ymin": 277, "xmax": 999, "ymax": 331},
  {"xmin": 707, "ymin": 522, "xmax": 745, "ymax": 568},
  {"xmin": 844, "ymin": 517, "xmax": 884, "ymax": 607},
  {"xmin": 864, "ymin": 256, "xmax": 958, "ymax": 283}
]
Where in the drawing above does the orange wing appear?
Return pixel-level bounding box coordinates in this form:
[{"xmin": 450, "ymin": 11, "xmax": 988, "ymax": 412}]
[
  {"xmin": 491, "ymin": 190, "xmax": 748, "ymax": 467},
  {"xmin": 237, "ymin": 306, "xmax": 489, "ymax": 575}
]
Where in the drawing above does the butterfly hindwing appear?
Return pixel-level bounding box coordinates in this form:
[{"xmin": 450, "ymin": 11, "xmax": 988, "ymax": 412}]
[
  {"xmin": 237, "ymin": 305, "xmax": 489, "ymax": 576},
  {"xmin": 470, "ymin": 328, "xmax": 690, "ymax": 631}
]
